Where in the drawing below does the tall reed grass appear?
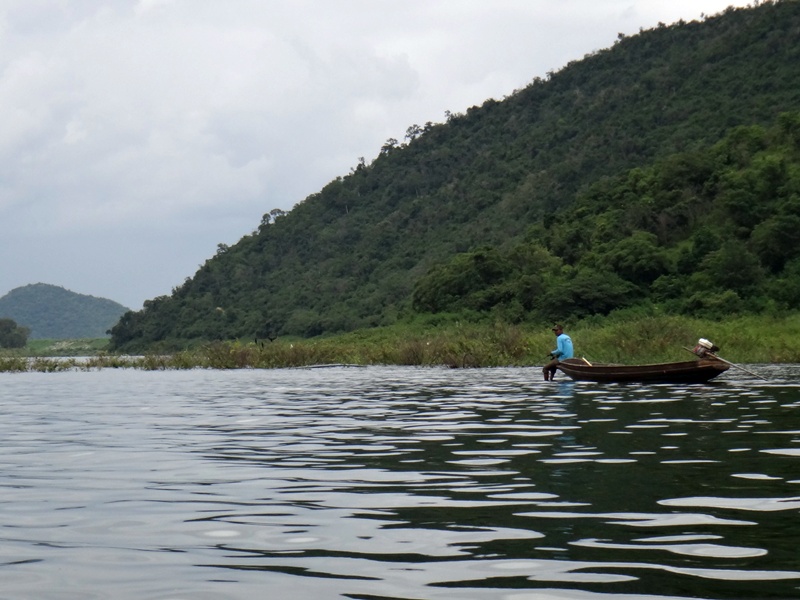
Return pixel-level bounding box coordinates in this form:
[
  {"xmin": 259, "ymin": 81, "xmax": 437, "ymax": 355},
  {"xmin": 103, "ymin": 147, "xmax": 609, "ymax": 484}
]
[{"xmin": 2, "ymin": 315, "xmax": 798, "ymax": 372}]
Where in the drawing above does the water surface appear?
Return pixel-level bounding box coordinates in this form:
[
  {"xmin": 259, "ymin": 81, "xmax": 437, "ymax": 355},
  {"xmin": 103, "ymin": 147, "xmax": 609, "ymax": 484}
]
[{"xmin": 1, "ymin": 365, "xmax": 799, "ymax": 599}]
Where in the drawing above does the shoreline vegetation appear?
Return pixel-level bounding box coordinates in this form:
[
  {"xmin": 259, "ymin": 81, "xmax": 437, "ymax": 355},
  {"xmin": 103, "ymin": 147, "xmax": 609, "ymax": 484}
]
[{"xmin": 2, "ymin": 314, "xmax": 799, "ymax": 373}]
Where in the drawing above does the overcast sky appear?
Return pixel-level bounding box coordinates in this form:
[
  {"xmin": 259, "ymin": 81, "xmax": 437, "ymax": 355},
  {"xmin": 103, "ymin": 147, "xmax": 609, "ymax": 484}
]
[{"xmin": 0, "ymin": 0, "xmax": 751, "ymax": 310}]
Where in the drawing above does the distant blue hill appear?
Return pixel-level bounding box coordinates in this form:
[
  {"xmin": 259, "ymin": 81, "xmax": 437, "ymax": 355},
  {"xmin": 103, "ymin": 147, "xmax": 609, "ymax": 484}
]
[{"xmin": 0, "ymin": 283, "xmax": 130, "ymax": 339}]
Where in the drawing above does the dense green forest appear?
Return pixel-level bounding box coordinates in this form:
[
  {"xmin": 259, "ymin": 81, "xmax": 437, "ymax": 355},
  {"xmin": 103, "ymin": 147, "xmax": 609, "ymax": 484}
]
[
  {"xmin": 0, "ymin": 283, "xmax": 129, "ymax": 339},
  {"xmin": 110, "ymin": 1, "xmax": 800, "ymax": 351},
  {"xmin": 412, "ymin": 114, "xmax": 800, "ymax": 321}
]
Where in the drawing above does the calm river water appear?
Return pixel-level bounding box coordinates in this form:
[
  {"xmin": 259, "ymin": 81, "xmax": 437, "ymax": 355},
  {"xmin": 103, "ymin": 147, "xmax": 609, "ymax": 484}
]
[{"xmin": 1, "ymin": 364, "xmax": 799, "ymax": 599}]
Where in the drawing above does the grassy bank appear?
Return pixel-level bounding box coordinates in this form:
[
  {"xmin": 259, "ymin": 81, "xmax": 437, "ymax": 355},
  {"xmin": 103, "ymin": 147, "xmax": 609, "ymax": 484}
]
[
  {"xmin": 2, "ymin": 314, "xmax": 799, "ymax": 373},
  {"xmin": 22, "ymin": 338, "xmax": 110, "ymax": 356}
]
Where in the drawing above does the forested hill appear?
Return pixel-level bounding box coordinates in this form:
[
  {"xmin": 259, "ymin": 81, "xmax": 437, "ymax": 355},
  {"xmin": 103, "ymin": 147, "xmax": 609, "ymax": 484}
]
[
  {"xmin": 0, "ymin": 284, "xmax": 130, "ymax": 339},
  {"xmin": 110, "ymin": 1, "xmax": 800, "ymax": 351}
]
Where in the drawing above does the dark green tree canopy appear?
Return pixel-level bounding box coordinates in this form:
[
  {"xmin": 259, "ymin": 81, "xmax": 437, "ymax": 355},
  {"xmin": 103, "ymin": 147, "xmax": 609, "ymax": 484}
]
[
  {"xmin": 0, "ymin": 318, "xmax": 29, "ymax": 349},
  {"xmin": 108, "ymin": 1, "xmax": 800, "ymax": 351},
  {"xmin": 413, "ymin": 113, "xmax": 800, "ymax": 321}
]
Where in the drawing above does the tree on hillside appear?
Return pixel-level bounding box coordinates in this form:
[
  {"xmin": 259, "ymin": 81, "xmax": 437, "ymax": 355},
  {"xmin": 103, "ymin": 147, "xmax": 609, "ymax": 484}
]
[{"xmin": 0, "ymin": 318, "xmax": 30, "ymax": 348}]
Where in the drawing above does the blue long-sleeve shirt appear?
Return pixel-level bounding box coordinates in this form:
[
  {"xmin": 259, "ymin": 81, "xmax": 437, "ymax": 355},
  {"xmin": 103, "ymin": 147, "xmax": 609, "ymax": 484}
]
[{"xmin": 551, "ymin": 333, "xmax": 574, "ymax": 360}]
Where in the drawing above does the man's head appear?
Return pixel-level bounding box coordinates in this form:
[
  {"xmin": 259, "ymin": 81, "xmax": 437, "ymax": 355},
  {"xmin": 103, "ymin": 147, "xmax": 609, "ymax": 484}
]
[{"xmin": 552, "ymin": 324, "xmax": 563, "ymax": 335}]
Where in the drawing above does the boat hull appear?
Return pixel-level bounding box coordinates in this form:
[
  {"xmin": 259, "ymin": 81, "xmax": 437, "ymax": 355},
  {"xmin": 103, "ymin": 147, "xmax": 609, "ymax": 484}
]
[{"xmin": 556, "ymin": 358, "xmax": 730, "ymax": 383}]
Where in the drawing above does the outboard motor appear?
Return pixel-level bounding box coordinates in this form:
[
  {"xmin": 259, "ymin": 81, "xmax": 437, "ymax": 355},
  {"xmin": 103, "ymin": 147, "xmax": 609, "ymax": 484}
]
[{"xmin": 692, "ymin": 338, "xmax": 720, "ymax": 357}]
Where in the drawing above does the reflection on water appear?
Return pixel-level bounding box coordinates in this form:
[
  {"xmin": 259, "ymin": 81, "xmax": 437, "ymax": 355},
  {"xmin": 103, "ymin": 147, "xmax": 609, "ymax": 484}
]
[{"xmin": 1, "ymin": 365, "xmax": 799, "ymax": 599}]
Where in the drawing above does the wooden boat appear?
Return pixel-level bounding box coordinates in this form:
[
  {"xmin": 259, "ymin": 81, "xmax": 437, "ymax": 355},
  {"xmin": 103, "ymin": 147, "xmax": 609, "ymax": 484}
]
[{"xmin": 555, "ymin": 357, "xmax": 730, "ymax": 383}]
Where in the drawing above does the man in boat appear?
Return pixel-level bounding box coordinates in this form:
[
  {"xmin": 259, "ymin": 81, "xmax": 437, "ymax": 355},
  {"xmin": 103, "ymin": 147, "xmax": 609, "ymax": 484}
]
[{"xmin": 543, "ymin": 324, "xmax": 573, "ymax": 381}]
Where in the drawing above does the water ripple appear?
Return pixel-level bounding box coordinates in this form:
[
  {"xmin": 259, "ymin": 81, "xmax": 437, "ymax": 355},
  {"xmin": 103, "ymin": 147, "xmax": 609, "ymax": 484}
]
[{"xmin": 2, "ymin": 365, "xmax": 800, "ymax": 599}]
